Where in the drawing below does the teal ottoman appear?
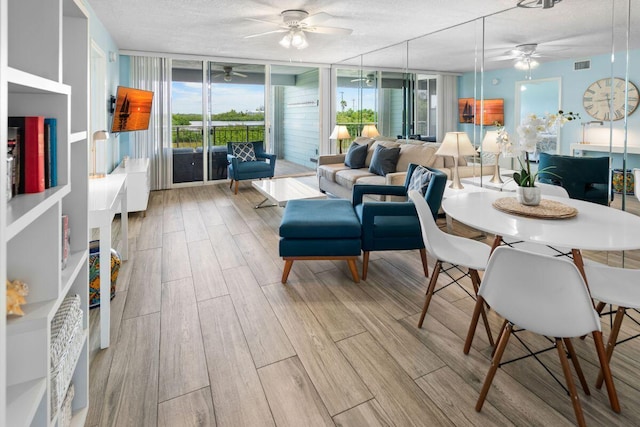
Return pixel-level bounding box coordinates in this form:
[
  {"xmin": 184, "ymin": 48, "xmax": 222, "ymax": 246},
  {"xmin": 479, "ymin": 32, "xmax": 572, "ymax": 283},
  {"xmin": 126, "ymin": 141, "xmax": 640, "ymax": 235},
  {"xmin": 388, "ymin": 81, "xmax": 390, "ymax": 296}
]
[{"xmin": 279, "ymin": 199, "xmax": 362, "ymax": 283}]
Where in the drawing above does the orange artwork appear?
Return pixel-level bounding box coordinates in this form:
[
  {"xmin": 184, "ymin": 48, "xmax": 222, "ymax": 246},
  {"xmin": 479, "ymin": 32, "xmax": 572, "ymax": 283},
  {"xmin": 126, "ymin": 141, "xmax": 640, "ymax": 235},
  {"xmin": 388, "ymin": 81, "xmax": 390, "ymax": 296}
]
[
  {"xmin": 111, "ymin": 87, "xmax": 154, "ymax": 133},
  {"xmin": 458, "ymin": 98, "xmax": 504, "ymax": 126}
]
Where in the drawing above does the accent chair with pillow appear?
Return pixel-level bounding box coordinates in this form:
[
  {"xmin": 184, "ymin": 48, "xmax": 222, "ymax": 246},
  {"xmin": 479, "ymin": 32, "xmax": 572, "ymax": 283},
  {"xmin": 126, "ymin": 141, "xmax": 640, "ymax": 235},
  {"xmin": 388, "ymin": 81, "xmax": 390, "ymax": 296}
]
[
  {"xmin": 227, "ymin": 141, "xmax": 276, "ymax": 194},
  {"xmin": 352, "ymin": 163, "xmax": 447, "ymax": 280}
]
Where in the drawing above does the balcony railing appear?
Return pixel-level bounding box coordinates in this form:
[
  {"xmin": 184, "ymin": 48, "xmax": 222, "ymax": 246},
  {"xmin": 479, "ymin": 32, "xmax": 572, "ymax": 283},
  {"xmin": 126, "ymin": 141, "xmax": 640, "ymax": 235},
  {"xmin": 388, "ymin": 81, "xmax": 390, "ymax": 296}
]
[{"xmin": 172, "ymin": 124, "xmax": 265, "ymax": 149}]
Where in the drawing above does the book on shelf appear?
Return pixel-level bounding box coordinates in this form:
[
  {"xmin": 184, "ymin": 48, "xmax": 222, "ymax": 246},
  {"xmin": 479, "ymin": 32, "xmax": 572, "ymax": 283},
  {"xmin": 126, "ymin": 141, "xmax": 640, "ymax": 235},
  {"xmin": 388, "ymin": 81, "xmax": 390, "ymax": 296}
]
[
  {"xmin": 8, "ymin": 116, "xmax": 45, "ymax": 193},
  {"xmin": 61, "ymin": 214, "xmax": 70, "ymax": 269},
  {"xmin": 45, "ymin": 118, "xmax": 57, "ymax": 187},
  {"xmin": 7, "ymin": 126, "xmax": 20, "ymax": 198}
]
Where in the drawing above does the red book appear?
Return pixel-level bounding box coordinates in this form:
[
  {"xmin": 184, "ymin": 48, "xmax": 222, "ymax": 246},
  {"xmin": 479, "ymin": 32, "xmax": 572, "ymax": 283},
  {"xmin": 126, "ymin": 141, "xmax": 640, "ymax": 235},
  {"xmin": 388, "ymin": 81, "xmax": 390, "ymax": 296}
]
[{"xmin": 8, "ymin": 116, "xmax": 45, "ymax": 193}]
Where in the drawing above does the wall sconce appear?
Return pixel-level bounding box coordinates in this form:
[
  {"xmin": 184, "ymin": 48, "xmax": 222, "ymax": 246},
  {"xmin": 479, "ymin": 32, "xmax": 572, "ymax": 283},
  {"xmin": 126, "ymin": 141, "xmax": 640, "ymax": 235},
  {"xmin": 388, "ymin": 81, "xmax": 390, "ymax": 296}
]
[
  {"xmin": 109, "ymin": 95, "xmax": 116, "ymax": 114},
  {"xmin": 109, "ymin": 51, "xmax": 117, "ymax": 62}
]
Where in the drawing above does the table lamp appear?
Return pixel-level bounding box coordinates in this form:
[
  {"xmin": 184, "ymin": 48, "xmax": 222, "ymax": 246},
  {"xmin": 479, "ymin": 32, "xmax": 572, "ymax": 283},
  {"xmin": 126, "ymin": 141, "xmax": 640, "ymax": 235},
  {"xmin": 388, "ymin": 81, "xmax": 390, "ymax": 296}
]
[
  {"xmin": 436, "ymin": 131, "xmax": 476, "ymax": 189},
  {"xmin": 330, "ymin": 125, "xmax": 351, "ymax": 154},
  {"xmin": 481, "ymin": 130, "xmax": 503, "ymax": 184},
  {"xmin": 361, "ymin": 124, "xmax": 380, "ymax": 138},
  {"xmin": 90, "ymin": 130, "xmax": 109, "ymax": 179}
]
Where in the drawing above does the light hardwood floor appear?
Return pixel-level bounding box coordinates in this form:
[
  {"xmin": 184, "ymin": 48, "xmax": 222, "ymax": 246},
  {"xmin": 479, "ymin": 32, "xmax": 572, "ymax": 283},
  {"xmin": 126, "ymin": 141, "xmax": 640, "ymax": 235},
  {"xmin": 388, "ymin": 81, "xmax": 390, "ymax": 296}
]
[{"xmin": 87, "ymin": 179, "xmax": 640, "ymax": 427}]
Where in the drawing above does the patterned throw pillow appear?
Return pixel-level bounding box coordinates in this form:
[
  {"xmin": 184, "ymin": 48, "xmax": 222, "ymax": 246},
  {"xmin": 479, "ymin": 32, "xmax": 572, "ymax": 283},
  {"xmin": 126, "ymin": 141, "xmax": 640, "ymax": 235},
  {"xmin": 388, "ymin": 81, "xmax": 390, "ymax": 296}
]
[
  {"xmin": 232, "ymin": 143, "xmax": 257, "ymax": 162},
  {"xmin": 407, "ymin": 165, "xmax": 433, "ymax": 197}
]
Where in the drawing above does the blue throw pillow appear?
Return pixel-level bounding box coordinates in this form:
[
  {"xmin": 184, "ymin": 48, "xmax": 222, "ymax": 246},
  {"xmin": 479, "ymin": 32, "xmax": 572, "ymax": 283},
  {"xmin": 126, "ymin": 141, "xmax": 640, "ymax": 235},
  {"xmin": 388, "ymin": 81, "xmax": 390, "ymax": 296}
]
[
  {"xmin": 369, "ymin": 145, "xmax": 400, "ymax": 176},
  {"xmin": 344, "ymin": 142, "xmax": 368, "ymax": 169},
  {"xmin": 407, "ymin": 165, "xmax": 433, "ymax": 196}
]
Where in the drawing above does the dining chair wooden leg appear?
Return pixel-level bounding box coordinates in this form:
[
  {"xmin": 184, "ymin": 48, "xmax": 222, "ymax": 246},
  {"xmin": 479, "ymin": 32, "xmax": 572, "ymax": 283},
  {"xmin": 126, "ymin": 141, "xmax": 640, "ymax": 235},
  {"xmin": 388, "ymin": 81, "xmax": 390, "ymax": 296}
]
[
  {"xmin": 471, "ymin": 269, "xmax": 494, "ymax": 347},
  {"xmin": 563, "ymin": 338, "xmax": 590, "ymax": 395},
  {"xmin": 362, "ymin": 251, "xmax": 370, "ymax": 280},
  {"xmin": 419, "ymin": 248, "xmax": 429, "ymax": 278},
  {"xmin": 464, "ymin": 294, "xmax": 485, "ymax": 354},
  {"xmin": 476, "ymin": 323, "xmax": 512, "ymax": 411},
  {"xmin": 593, "ymin": 330, "xmax": 621, "ymax": 413},
  {"xmin": 229, "ymin": 179, "xmax": 233, "ymax": 190},
  {"xmin": 491, "ymin": 319, "xmax": 509, "ymax": 357},
  {"xmin": 234, "ymin": 180, "xmax": 239, "ymax": 195},
  {"xmin": 418, "ymin": 261, "xmax": 441, "ymax": 328},
  {"xmin": 556, "ymin": 338, "xmax": 587, "ymax": 427},
  {"xmin": 596, "ymin": 306, "xmax": 626, "ymax": 389},
  {"xmin": 281, "ymin": 260, "xmax": 294, "ymax": 284}
]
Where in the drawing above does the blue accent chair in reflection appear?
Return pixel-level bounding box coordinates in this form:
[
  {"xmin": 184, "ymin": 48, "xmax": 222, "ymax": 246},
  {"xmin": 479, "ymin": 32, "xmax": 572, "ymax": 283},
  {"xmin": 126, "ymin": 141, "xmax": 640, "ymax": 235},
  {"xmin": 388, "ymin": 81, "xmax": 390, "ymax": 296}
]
[
  {"xmin": 538, "ymin": 152, "xmax": 610, "ymax": 205},
  {"xmin": 352, "ymin": 163, "xmax": 447, "ymax": 280},
  {"xmin": 227, "ymin": 141, "xmax": 276, "ymax": 194}
]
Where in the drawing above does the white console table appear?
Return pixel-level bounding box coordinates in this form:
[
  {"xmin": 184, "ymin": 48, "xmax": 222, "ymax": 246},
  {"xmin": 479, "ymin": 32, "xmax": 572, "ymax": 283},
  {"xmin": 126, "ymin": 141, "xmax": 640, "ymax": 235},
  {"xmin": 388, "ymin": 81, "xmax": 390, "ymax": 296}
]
[
  {"xmin": 570, "ymin": 143, "xmax": 640, "ymax": 156},
  {"xmin": 112, "ymin": 158, "xmax": 150, "ymax": 214},
  {"xmin": 89, "ymin": 174, "xmax": 128, "ymax": 349}
]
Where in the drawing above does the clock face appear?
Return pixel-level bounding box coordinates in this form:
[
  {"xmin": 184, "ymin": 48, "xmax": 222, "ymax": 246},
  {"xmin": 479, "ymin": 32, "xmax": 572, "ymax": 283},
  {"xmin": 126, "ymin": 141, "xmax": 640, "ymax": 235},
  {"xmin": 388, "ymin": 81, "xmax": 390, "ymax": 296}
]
[{"xmin": 583, "ymin": 77, "xmax": 639, "ymax": 121}]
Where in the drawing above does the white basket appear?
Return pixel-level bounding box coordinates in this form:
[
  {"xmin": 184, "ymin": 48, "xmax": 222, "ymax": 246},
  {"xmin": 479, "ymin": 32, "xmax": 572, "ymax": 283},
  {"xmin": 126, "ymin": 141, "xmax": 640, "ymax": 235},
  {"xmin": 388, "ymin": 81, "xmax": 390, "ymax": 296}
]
[
  {"xmin": 59, "ymin": 383, "xmax": 74, "ymax": 427},
  {"xmin": 50, "ymin": 295, "xmax": 84, "ymax": 418}
]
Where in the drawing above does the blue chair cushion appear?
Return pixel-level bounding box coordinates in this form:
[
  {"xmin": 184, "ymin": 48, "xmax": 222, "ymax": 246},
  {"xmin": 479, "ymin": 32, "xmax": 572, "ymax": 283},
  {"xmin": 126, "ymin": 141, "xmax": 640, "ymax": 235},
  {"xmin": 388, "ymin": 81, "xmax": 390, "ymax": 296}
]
[
  {"xmin": 280, "ymin": 199, "xmax": 361, "ymax": 239},
  {"xmin": 279, "ymin": 238, "xmax": 361, "ymax": 257},
  {"xmin": 235, "ymin": 161, "xmax": 272, "ymax": 173},
  {"xmin": 369, "ymin": 216, "xmax": 420, "ymax": 238}
]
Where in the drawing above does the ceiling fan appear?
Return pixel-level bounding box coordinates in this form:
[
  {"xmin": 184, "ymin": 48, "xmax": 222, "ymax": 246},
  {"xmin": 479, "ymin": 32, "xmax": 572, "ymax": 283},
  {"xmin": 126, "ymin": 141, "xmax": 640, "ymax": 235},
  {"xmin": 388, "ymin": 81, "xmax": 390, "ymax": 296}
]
[
  {"xmin": 213, "ymin": 66, "xmax": 247, "ymax": 82},
  {"xmin": 351, "ymin": 73, "xmax": 376, "ymax": 87},
  {"xmin": 244, "ymin": 9, "xmax": 353, "ymax": 50},
  {"xmin": 487, "ymin": 43, "xmax": 567, "ymax": 79}
]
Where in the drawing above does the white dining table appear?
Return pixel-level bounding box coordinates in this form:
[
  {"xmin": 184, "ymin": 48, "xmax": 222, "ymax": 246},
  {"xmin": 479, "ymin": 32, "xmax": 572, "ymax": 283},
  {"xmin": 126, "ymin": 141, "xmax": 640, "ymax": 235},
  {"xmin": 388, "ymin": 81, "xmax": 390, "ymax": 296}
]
[{"xmin": 442, "ymin": 191, "xmax": 640, "ymax": 278}]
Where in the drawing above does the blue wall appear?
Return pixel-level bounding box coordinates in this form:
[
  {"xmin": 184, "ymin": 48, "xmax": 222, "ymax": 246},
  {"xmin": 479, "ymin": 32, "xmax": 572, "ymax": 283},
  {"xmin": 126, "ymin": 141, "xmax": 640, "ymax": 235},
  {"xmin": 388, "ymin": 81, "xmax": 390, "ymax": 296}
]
[{"xmin": 459, "ymin": 49, "xmax": 640, "ymax": 169}]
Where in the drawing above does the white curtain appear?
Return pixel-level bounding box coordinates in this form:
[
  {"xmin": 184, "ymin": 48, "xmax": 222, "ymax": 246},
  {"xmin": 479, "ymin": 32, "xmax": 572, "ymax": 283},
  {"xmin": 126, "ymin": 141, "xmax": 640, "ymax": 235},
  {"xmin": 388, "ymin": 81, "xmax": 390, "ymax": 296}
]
[
  {"xmin": 436, "ymin": 74, "xmax": 458, "ymax": 142},
  {"xmin": 129, "ymin": 56, "xmax": 172, "ymax": 190}
]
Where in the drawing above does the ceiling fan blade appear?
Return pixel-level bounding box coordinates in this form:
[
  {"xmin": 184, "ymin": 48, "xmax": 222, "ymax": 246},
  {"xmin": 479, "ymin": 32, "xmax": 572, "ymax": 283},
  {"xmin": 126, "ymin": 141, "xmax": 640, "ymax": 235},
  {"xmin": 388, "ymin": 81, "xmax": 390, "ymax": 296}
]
[
  {"xmin": 244, "ymin": 29, "xmax": 288, "ymax": 39},
  {"xmin": 305, "ymin": 26, "xmax": 353, "ymax": 35},
  {"xmin": 246, "ymin": 17, "xmax": 281, "ymax": 25},
  {"xmin": 485, "ymin": 54, "xmax": 518, "ymax": 62},
  {"xmin": 300, "ymin": 12, "xmax": 331, "ymax": 26},
  {"xmin": 232, "ymin": 72, "xmax": 248, "ymax": 78},
  {"xmin": 350, "ymin": 78, "xmax": 364, "ymax": 82}
]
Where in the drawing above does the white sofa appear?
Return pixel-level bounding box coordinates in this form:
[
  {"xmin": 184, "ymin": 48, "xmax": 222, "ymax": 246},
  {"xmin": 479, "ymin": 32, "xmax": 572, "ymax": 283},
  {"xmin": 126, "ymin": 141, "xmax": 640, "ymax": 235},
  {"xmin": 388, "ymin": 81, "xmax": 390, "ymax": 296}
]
[{"xmin": 317, "ymin": 136, "xmax": 495, "ymax": 200}]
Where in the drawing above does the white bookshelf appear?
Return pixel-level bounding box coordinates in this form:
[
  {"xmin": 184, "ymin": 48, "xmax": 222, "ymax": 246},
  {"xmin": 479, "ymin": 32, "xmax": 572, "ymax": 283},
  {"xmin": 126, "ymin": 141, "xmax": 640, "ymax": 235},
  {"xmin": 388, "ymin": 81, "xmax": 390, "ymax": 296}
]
[{"xmin": 1, "ymin": 0, "xmax": 90, "ymax": 425}]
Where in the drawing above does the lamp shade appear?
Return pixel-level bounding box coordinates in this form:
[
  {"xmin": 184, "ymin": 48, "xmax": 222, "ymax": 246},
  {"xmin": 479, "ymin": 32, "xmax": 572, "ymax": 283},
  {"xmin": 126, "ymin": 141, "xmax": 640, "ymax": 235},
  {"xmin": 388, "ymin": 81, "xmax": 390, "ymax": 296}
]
[
  {"xmin": 93, "ymin": 130, "xmax": 109, "ymax": 141},
  {"xmin": 481, "ymin": 130, "xmax": 501, "ymax": 153},
  {"xmin": 361, "ymin": 124, "xmax": 380, "ymax": 138},
  {"xmin": 330, "ymin": 125, "xmax": 351, "ymax": 140},
  {"xmin": 436, "ymin": 132, "xmax": 475, "ymax": 158}
]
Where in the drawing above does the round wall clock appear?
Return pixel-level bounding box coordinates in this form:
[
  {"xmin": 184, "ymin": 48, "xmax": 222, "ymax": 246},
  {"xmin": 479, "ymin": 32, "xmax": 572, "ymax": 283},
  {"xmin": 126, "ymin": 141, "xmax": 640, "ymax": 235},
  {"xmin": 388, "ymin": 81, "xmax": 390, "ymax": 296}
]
[{"xmin": 583, "ymin": 77, "xmax": 639, "ymax": 121}]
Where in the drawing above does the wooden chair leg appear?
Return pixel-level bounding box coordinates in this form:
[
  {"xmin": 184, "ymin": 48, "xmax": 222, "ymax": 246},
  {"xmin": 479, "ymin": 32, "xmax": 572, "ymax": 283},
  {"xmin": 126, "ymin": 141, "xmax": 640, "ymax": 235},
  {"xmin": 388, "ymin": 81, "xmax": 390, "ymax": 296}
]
[
  {"xmin": 596, "ymin": 307, "xmax": 626, "ymax": 389},
  {"xmin": 471, "ymin": 269, "xmax": 494, "ymax": 347},
  {"xmin": 491, "ymin": 319, "xmax": 509, "ymax": 357},
  {"xmin": 476, "ymin": 323, "xmax": 512, "ymax": 411},
  {"xmin": 281, "ymin": 260, "xmax": 293, "ymax": 284},
  {"xmin": 362, "ymin": 251, "xmax": 370, "ymax": 280},
  {"xmin": 234, "ymin": 180, "xmax": 239, "ymax": 195},
  {"xmin": 419, "ymin": 248, "xmax": 429, "ymax": 278},
  {"xmin": 229, "ymin": 179, "xmax": 233, "ymax": 190},
  {"xmin": 418, "ymin": 261, "xmax": 441, "ymax": 328},
  {"xmin": 593, "ymin": 330, "xmax": 621, "ymax": 413},
  {"xmin": 556, "ymin": 338, "xmax": 587, "ymax": 427},
  {"xmin": 563, "ymin": 338, "xmax": 590, "ymax": 395},
  {"xmin": 347, "ymin": 259, "xmax": 360, "ymax": 283},
  {"xmin": 464, "ymin": 295, "xmax": 486, "ymax": 354}
]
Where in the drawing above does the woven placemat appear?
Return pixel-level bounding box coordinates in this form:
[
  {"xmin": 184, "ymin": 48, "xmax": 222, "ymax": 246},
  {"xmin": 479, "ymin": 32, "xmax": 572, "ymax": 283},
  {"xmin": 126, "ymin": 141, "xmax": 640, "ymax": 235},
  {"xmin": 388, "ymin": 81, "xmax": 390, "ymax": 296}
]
[{"xmin": 492, "ymin": 197, "xmax": 578, "ymax": 219}]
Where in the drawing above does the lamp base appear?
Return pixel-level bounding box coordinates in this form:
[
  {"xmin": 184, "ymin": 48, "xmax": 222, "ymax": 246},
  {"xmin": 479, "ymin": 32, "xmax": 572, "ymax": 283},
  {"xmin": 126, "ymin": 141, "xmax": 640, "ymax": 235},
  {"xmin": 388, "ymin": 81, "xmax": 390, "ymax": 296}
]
[
  {"xmin": 449, "ymin": 164, "xmax": 464, "ymax": 189},
  {"xmin": 489, "ymin": 162, "xmax": 504, "ymax": 184}
]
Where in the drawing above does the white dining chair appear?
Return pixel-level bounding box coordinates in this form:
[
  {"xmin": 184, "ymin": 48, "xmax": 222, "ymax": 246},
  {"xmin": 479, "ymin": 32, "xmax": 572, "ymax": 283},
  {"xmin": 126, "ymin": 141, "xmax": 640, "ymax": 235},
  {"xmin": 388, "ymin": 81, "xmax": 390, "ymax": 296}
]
[
  {"xmin": 472, "ymin": 247, "xmax": 620, "ymax": 427},
  {"xmin": 583, "ymin": 261, "xmax": 640, "ymax": 390},
  {"xmin": 501, "ymin": 182, "xmax": 571, "ymax": 257},
  {"xmin": 408, "ymin": 190, "xmax": 494, "ymax": 350}
]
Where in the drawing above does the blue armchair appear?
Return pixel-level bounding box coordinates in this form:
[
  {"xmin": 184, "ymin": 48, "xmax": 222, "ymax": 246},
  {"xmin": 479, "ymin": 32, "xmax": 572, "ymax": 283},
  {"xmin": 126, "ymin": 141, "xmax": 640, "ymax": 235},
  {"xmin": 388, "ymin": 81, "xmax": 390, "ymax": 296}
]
[
  {"xmin": 352, "ymin": 163, "xmax": 447, "ymax": 280},
  {"xmin": 538, "ymin": 152, "xmax": 610, "ymax": 205},
  {"xmin": 227, "ymin": 141, "xmax": 277, "ymax": 194}
]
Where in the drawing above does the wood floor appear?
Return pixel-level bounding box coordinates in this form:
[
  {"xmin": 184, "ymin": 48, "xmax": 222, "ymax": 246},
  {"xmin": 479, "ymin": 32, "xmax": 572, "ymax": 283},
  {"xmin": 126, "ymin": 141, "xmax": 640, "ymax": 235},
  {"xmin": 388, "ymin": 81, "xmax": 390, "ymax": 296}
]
[{"xmin": 87, "ymin": 178, "xmax": 640, "ymax": 427}]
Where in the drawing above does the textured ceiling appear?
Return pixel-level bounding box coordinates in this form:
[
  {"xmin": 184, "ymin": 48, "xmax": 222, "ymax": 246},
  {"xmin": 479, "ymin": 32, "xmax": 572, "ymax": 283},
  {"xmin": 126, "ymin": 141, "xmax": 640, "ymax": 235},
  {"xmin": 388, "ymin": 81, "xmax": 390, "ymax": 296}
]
[{"xmin": 86, "ymin": 0, "xmax": 639, "ymax": 72}]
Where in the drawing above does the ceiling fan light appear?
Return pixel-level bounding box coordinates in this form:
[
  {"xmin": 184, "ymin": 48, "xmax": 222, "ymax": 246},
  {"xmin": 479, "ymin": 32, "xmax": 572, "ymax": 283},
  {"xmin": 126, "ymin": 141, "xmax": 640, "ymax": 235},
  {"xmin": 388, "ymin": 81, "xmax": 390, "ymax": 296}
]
[
  {"xmin": 279, "ymin": 32, "xmax": 292, "ymax": 48},
  {"xmin": 517, "ymin": 0, "xmax": 562, "ymax": 8},
  {"xmin": 224, "ymin": 74, "xmax": 232, "ymax": 82},
  {"xmin": 291, "ymin": 30, "xmax": 307, "ymax": 49}
]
